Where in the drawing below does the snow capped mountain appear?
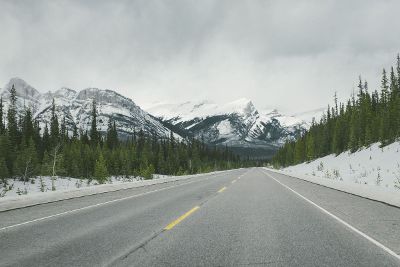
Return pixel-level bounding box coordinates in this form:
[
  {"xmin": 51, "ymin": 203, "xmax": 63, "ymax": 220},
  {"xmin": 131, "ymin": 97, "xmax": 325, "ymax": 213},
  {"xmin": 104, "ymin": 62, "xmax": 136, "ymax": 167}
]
[
  {"xmin": 1, "ymin": 78, "xmax": 175, "ymax": 138},
  {"xmin": 147, "ymin": 100, "xmax": 323, "ymax": 158},
  {"xmin": 0, "ymin": 77, "xmax": 41, "ymax": 115},
  {"xmin": 148, "ymin": 98, "xmax": 257, "ymax": 123},
  {"xmin": 0, "ymin": 77, "xmax": 323, "ymax": 158}
]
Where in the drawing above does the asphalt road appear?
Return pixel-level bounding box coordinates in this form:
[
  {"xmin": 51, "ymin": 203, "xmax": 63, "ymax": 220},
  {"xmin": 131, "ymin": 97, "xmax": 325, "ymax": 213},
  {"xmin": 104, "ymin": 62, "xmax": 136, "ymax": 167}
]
[{"xmin": 0, "ymin": 168, "xmax": 400, "ymax": 266}]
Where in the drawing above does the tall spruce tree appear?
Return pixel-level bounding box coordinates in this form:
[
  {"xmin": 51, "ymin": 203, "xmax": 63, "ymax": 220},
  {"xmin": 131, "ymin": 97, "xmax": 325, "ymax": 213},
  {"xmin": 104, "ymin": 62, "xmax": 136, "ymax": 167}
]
[
  {"xmin": 50, "ymin": 99, "xmax": 59, "ymax": 148},
  {"xmin": 0, "ymin": 97, "xmax": 4, "ymax": 134},
  {"xmin": 90, "ymin": 100, "xmax": 99, "ymax": 146},
  {"xmin": 7, "ymin": 84, "xmax": 18, "ymax": 147},
  {"xmin": 0, "ymin": 157, "xmax": 9, "ymax": 183}
]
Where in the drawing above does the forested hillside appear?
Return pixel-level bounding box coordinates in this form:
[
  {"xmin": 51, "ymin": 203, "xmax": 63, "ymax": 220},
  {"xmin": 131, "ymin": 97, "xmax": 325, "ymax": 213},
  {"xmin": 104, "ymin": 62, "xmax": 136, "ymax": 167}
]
[
  {"xmin": 0, "ymin": 85, "xmax": 248, "ymax": 186},
  {"xmin": 273, "ymin": 55, "xmax": 400, "ymax": 167}
]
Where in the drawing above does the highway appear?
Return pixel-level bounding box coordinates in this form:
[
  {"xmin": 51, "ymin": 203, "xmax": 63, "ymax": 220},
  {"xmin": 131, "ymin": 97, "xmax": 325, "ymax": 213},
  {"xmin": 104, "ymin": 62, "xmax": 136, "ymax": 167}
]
[{"xmin": 0, "ymin": 168, "xmax": 399, "ymax": 266}]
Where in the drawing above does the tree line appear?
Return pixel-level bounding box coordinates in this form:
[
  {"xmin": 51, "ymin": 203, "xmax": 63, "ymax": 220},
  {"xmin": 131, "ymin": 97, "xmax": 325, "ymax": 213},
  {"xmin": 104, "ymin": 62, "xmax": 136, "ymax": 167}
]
[
  {"xmin": 272, "ymin": 55, "xmax": 400, "ymax": 167},
  {"xmin": 0, "ymin": 87, "xmax": 248, "ymax": 184}
]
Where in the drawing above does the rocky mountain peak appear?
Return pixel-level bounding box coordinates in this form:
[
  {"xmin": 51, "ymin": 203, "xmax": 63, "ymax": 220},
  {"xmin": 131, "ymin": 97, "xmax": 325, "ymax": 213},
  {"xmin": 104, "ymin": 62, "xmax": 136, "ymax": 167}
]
[
  {"xmin": 223, "ymin": 98, "xmax": 257, "ymax": 117},
  {"xmin": 1, "ymin": 78, "xmax": 175, "ymax": 139},
  {"xmin": 3, "ymin": 77, "xmax": 41, "ymax": 101}
]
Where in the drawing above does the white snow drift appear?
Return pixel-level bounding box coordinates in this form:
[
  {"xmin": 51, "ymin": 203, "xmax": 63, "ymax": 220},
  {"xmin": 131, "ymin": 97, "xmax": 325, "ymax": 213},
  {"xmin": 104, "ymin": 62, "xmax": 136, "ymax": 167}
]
[{"xmin": 272, "ymin": 141, "xmax": 400, "ymax": 207}]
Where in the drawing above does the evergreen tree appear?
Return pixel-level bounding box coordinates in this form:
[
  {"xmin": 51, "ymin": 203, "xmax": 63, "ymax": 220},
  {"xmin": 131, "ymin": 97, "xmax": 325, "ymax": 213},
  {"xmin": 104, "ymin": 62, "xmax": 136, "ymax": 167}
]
[
  {"xmin": 42, "ymin": 123, "xmax": 50, "ymax": 153},
  {"xmin": 0, "ymin": 157, "xmax": 9, "ymax": 183},
  {"xmin": 7, "ymin": 84, "xmax": 18, "ymax": 147},
  {"xmin": 381, "ymin": 68, "xmax": 389, "ymax": 105},
  {"xmin": 106, "ymin": 119, "xmax": 118, "ymax": 149},
  {"xmin": 0, "ymin": 97, "xmax": 4, "ymax": 134},
  {"xmin": 60, "ymin": 117, "xmax": 67, "ymax": 142},
  {"xmin": 94, "ymin": 153, "xmax": 108, "ymax": 183},
  {"xmin": 141, "ymin": 164, "xmax": 155, "ymax": 180},
  {"xmin": 22, "ymin": 108, "xmax": 34, "ymax": 146},
  {"xmin": 90, "ymin": 100, "xmax": 99, "ymax": 146},
  {"xmin": 0, "ymin": 134, "xmax": 12, "ymax": 176},
  {"xmin": 50, "ymin": 99, "xmax": 59, "ymax": 147},
  {"xmin": 72, "ymin": 124, "xmax": 78, "ymax": 141},
  {"xmin": 294, "ymin": 138, "xmax": 305, "ymax": 164},
  {"xmin": 306, "ymin": 134, "xmax": 315, "ymax": 161}
]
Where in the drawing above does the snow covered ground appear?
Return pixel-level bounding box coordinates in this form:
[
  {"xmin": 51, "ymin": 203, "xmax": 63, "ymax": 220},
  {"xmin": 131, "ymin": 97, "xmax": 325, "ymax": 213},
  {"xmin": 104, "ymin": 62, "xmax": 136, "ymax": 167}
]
[
  {"xmin": 0, "ymin": 170, "xmax": 235, "ymax": 211},
  {"xmin": 0, "ymin": 174, "xmax": 175, "ymax": 199},
  {"xmin": 273, "ymin": 141, "xmax": 400, "ymax": 207},
  {"xmin": 0, "ymin": 176, "xmax": 140, "ymax": 198}
]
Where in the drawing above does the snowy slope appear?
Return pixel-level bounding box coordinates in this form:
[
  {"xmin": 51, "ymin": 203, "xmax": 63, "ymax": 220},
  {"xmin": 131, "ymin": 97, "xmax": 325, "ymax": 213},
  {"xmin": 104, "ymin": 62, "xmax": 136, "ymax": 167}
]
[
  {"xmin": 283, "ymin": 142, "xmax": 400, "ymax": 190},
  {"xmin": 1, "ymin": 78, "xmax": 175, "ymax": 138},
  {"xmin": 278, "ymin": 142, "xmax": 400, "ymax": 205}
]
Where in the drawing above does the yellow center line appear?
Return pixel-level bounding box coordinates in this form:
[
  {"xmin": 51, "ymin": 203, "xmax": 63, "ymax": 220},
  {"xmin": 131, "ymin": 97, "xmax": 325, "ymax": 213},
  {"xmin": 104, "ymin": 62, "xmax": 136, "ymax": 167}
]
[
  {"xmin": 164, "ymin": 206, "xmax": 200, "ymax": 230},
  {"xmin": 218, "ymin": 186, "xmax": 227, "ymax": 193}
]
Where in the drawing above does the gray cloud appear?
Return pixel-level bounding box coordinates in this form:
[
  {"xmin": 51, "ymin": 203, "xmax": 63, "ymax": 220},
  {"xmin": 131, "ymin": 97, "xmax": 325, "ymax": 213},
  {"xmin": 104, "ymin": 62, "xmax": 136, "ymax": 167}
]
[{"xmin": 1, "ymin": 0, "xmax": 400, "ymax": 113}]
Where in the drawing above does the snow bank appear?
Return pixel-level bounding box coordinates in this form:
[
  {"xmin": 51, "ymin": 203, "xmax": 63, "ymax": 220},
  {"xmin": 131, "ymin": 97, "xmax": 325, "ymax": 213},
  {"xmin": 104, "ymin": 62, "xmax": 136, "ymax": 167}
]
[
  {"xmin": 269, "ymin": 141, "xmax": 400, "ymax": 207},
  {"xmin": 0, "ymin": 176, "xmax": 143, "ymax": 199},
  {"xmin": 0, "ymin": 170, "xmax": 235, "ymax": 212}
]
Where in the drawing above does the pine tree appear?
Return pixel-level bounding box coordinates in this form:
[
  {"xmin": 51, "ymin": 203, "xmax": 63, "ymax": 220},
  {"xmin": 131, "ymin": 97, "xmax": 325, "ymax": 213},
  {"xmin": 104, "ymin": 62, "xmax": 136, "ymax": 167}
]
[
  {"xmin": 7, "ymin": 84, "xmax": 18, "ymax": 147},
  {"xmin": 94, "ymin": 153, "xmax": 108, "ymax": 183},
  {"xmin": 90, "ymin": 100, "xmax": 99, "ymax": 146},
  {"xmin": 381, "ymin": 68, "xmax": 389, "ymax": 106},
  {"xmin": 294, "ymin": 138, "xmax": 305, "ymax": 164},
  {"xmin": 71, "ymin": 124, "xmax": 78, "ymax": 141},
  {"xmin": 106, "ymin": 119, "xmax": 118, "ymax": 150},
  {"xmin": 390, "ymin": 67, "xmax": 398, "ymax": 96},
  {"xmin": 60, "ymin": 117, "xmax": 67, "ymax": 142},
  {"xmin": 50, "ymin": 99, "xmax": 59, "ymax": 148},
  {"xmin": 141, "ymin": 164, "xmax": 155, "ymax": 180},
  {"xmin": 22, "ymin": 108, "xmax": 34, "ymax": 146},
  {"xmin": 333, "ymin": 92, "xmax": 338, "ymax": 117},
  {"xmin": 0, "ymin": 157, "xmax": 9, "ymax": 183},
  {"xmin": 0, "ymin": 97, "xmax": 4, "ymax": 134},
  {"xmin": 397, "ymin": 54, "xmax": 400, "ymax": 95},
  {"xmin": 43, "ymin": 123, "xmax": 50, "ymax": 153},
  {"xmin": 305, "ymin": 134, "xmax": 315, "ymax": 161}
]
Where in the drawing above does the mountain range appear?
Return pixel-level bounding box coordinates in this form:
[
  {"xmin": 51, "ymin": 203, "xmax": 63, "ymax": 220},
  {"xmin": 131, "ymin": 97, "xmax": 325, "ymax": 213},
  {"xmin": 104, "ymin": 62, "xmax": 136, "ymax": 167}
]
[
  {"xmin": 147, "ymin": 100, "xmax": 323, "ymax": 158},
  {"xmin": 0, "ymin": 78, "xmax": 323, "ymax": 158}
]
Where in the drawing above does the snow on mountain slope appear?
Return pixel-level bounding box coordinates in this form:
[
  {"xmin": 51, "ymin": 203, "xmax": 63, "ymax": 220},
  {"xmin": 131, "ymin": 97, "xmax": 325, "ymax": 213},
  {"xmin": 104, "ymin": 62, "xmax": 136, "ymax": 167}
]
[
  {"xmin": 0, "ymin": 77, "xmax": 41, "ymax": 115},
  {"xmin": 147, "ymin": 99, "xmax": 322, "ymax": 155},
  {"xmin": 0, "ymin": 77, "xmax": 321, "ymax": 157},
  {"xmin": 278, "ymin": 141, "xmax": 400, "ymax": 206},
  {"xmin": 1, "ymin": 78, "xmax": 175, "ymax": 138}
]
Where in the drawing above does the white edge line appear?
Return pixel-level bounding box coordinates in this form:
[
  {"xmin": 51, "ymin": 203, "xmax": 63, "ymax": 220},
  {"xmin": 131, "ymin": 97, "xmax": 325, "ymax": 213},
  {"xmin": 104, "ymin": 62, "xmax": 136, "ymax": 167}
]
[
  {"xmin": 0, "ymin": 175, "xmax": 217, "ymax": 232},
  {"xmin": 262, "ymin": 170, "xmax": 400, "ymax": 262}
]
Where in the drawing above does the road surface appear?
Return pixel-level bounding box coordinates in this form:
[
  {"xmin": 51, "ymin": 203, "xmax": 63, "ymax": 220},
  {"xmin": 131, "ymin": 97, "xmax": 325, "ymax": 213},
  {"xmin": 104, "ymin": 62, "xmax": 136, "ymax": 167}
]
[{"xmin": 0, "ymin": 168, "xmax": 399, "ymax": 266}]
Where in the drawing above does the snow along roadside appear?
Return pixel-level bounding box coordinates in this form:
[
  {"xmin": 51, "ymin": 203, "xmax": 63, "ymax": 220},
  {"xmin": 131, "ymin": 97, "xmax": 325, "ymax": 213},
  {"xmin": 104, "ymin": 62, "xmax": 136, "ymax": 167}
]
[
  {"xmin": 264, "ymin": 167, "xmax": 400, "ymax": 208},
  {"xmin": 0, "ymin": 170, "xmax": 232, "ymax": 212}
]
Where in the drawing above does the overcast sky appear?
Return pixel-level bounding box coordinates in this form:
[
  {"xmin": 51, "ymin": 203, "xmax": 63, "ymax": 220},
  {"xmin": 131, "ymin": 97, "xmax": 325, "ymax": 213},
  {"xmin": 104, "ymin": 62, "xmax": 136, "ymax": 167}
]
[{"xmin": 1, "ymin": 0, "xmax": 400, "ymax": 113}]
